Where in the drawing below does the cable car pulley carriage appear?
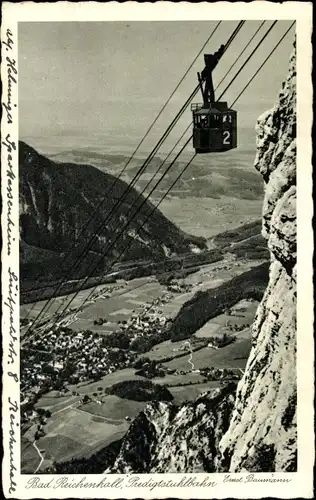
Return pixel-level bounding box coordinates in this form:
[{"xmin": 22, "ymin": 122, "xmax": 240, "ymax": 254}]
[{"xmin": 191, "ymin": 45, "xmax": 237, "ymax": 153}]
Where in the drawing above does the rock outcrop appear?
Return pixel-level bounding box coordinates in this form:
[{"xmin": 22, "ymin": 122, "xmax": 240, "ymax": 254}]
[
  {"xmin": 107, "ymin": 40, "xmax": 297, "ymax": 474},
  {"xmin": 218, "ymin": 40, "xmax": 297, "ymax": 472},
  {"xmin": 109, "ymin": 383, "xmax": 236, "ymax": 473}
]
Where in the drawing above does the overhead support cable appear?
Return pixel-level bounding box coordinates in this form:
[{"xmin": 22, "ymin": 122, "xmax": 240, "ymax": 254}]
[
  {"xmin": 52, "ymin": 22, "xmax": 291, "ymax": 327},
  {"xmin": 230, "ymin": 21, "xmax": 295, "ymax": 107},
  {"xmin": 74, "ymin": 21, "xmax": 292, "ymax": 319},
  {"xmin": 217, "ymin": 21, "xmax": 278, "ymax": 101},
  {"xmin": 30, "ymin": 18, "xmax": 290, "ymax": 337},
  {"xmin": 25, "ymin": 22, "xmax": 245, "ymax": 332},
  {"xmin": 22, "ymin": 21, "xmax": 222, "ymax": 323},
  {"xmin": 216, "ymin": 20, "xmax": 266, "ymax": 89}
]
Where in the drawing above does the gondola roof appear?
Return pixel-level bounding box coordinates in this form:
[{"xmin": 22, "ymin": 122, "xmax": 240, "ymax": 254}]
[{"xmin": 193, "ymin": 103, "xmax": 234, "ymax": 115}]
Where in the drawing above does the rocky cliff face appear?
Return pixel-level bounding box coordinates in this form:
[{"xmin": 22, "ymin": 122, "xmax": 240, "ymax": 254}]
[
  {"xmin": 218, "ymin": 40, "xmax": 297, "ymax": 472},
  {"xmin": 109, "ymin": 383, "xmax": 236, "ymax": 473},
  {"xmin": 107, "ymin": 41, "xmax": 297, "ymax": 474},
  {"xmin": 19, "ymin": 142, "xmax": 206, "ymax": 282}
]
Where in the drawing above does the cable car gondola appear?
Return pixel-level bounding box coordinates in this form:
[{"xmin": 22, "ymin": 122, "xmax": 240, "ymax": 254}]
[{"xmin": 192, "ymin": 46, "xmax": 237, "ymax": 153}]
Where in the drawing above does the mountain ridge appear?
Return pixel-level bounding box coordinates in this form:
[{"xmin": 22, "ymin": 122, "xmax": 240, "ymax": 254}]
[{"xmin": 19, "ymin": 141, "xmax": 207, "ymax": 283}]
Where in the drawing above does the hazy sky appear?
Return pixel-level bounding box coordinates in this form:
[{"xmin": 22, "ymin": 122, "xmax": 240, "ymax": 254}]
[{"xmin": 19, "ymin": 21, "xmax": 295, "ymax": 152}]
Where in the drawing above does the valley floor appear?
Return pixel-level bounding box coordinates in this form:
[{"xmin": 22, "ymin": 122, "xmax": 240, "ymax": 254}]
[
  {"xmin": 20, "ymin": 253, "xmax": 264, "ymax": 474},
  {"xmin": 158, "ymin": 196, "xmax": 263, "ymax": 239}
]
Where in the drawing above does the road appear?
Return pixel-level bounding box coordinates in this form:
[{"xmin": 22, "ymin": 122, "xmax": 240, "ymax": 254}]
[
  {"xmin": 31, "ymin": 401, "xmax": 121, "ymax": 474},
  {"xmin": 75, "ymin": 406, "xmax": 125, "ymax": 424},
  {"xmin": 52, "ymin": 400, "xmax": 81, "ymax": 415},
  {"xmin": 49, "ymin": 391, "xmax": 107, "ymax": 416},
  {"xmin": 33, "ymin": 440, "xmax": 44, "ymax": 473}
]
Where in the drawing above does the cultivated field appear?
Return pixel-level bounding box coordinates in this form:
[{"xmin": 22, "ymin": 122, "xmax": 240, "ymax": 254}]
[
  {"xmin": 79, "ymin": 395, "xmax": 146, "ymax": 420},
  {"xmin": 21, "ymin": 252, "xmax": 266, "ymax": 472},
  {"xmin": 35, "ymin": 390, "xmax": 76, "ymax": 407},
  {"xmin": 70, "ymin": 321, "xmax": 119, "ymax": 335},
  {"xmin": 141, "ymin": 338, "xmax": 205, "ymax": 361},
  {"xmin": 159, "ymin": 196, "xmax": 262, "ymax": 239},
  {"xmin": 163, "ymin": 337, "xmax": 251, "ymax": 372},
  {"xmin": 194, "ymin": 299, "xmax": 259, "ymax": 338},
  {"xmin": 35, "ymin": 368, "xmax": 146, "ymax": 413},
  {"xmin": 37, "ymin": 407, "xmax": 128, "ymax": 464},
  {"xmin": 67, "ymin": 278, "xmax": 164, "ymax": 333},
  {"xmin": 152, "ymin": 371, "xmax": 206, "ymax": 386},
  {"xmin": 34, "ymin": 266, "xmax": 259, "ymax": 415},
  {"xmin": 70, "ymin": 368, "xmax": 145, "ymax": 395},
  {"xmin": 35, "ymin": 395, "xmax": 82, "ymax": 414},
  {"xmin": 75, "ymin": 261, "xmax": 258, "ymax": 338},
  {"xmin": 20, "ymin": 283, "xmax": 109, "ymax": 320},
  {"xmin": 169, "ymin": 381, "xmax": 222, "ymax": 403},
  {"xmin": 21, "ymin": 439, "xmax": 41, "ymax": 474}
]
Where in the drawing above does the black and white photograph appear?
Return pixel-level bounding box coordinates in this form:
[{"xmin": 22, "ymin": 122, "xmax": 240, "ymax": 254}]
[{"xmin": 1, "ymin": 2, "xmax": 314, "ymax": 499}]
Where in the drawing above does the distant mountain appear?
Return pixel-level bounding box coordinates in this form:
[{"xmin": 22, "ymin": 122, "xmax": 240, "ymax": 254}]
[
  {"xmin": 19, "ymin": 141, "xmax": 207, "ymax": 284},
  {"xmin": 45, "ymin": 147, "xmax": 264, "ymax": 201}
]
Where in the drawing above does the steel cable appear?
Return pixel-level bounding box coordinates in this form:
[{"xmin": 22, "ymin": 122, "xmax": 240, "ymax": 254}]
[
  {"xmin": 28, "ymin": 20, "xmax": 292, "ymax": 338},
  {"xmin": 26, "ymin": 22, "xmax": 244, "ymax": 331},
  {"xmin": 22, "ymin": 22, "xmax": 223, "ymax": 323}
]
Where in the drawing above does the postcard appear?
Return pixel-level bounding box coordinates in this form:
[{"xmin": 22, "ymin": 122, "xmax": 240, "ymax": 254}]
[{"xmin": 1, "ymin": 1, "xmax": 314, "ymax": 498}]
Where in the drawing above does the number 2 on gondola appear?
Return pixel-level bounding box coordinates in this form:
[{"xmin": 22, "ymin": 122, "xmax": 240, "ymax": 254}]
[{"xmin": 223, "ymin": 130, "xmax": 231, "ymax": 145}]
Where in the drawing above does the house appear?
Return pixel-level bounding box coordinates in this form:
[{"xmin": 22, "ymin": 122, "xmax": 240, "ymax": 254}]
[
  {"xmin": 208, "ymin": 343, "xmax": 219, "ymax": 349},
  {"xmin": 166, "ymin": 368, "xmax": 176, "ymax": 375}
]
